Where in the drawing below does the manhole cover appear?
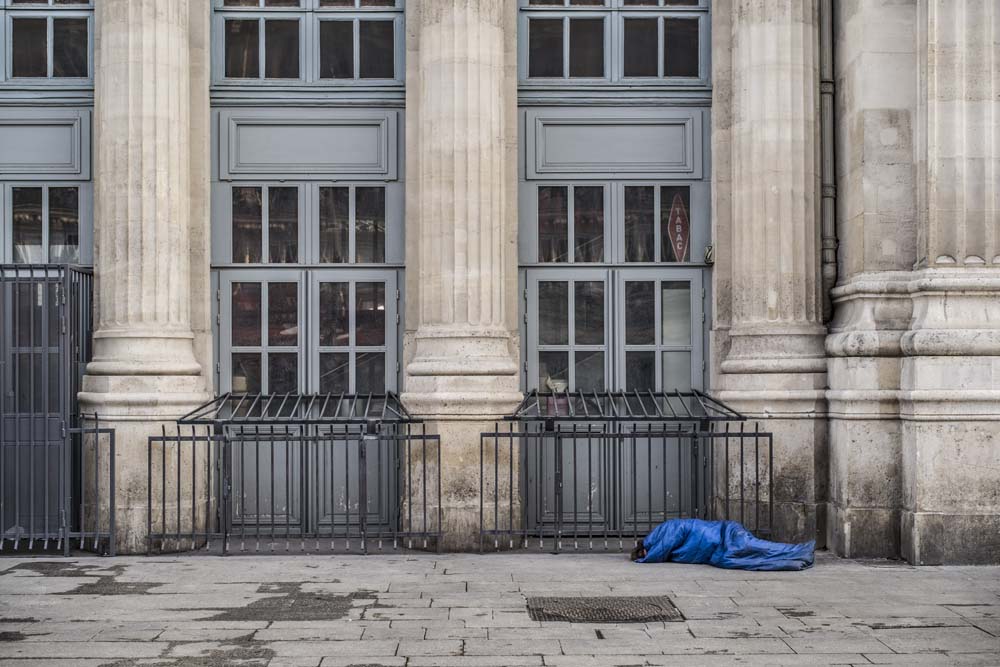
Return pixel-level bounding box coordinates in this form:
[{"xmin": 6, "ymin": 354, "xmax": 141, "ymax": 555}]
[{"xmin": 526, "ymin": 596, "xmax": 683, "ymax": 623}]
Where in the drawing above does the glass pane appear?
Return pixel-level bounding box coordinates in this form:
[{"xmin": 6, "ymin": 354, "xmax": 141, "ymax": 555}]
[
  {"xmin": 359, "ymin": 21, "xmax": 394, "ymax": 79},
  {"xmin": 12, "ymin": 187, "xmax": 43, "ymax": 263},
  {"xmin": 356, "ymin": 282, "xmax": 386, "ymax": 346},
  {"xmin": 537, "ymin": 186, "xmax": 568, "ymax": 263},
  {"xmin": 318, "ymin": 282, "xmax": 349, "ymax": 347},
  {"xmin": 265, "ymin": 0, "xmax": 301, "ymax": 5},
  {"xmin": 665, "ymin": 0, "xmax": 699, "ymax": 6},
  {"xmin": 265, "ymin": 20, "xmax": 299, "ymax": 78},
  {"xmin": 53, "ymin": 18, "xmax": 88, "ymax": 78},
  {"xmin": 538, "ymin": 281, "xmax": 568, "ymax": 346},
  {"xmin": 570, "ymin": 0, "xmax": 605, "ymax": 5},
  {"xmin": 538, "ymin": 351, "xmax": 568, "ymax": 392},
  {"xmin": 529, "ymin": 0, "xmax": 564, "ymax": 5},
  {"xmin": 569, "ymin": 18, "xmax": 603, "ymax": 78},
  {"xmin": 232, "ymin": 187, "xmax": 263, "ymax": 263},
  {"xmin": 574, "ymin": 187, "xmax": 603, "ymax": 262},
  {"xmin": 14, "ymin": 283, "xmax": 37, "ymax": 347},
  {"xmin": 625, "ymin": 281, "xmax": 655, "ymax": 344},
  {"xmin": 661, "ymin": 186, "xmax": 691, "ymax": 262},
  {"xmin": 320, "ymin": 21, "xmax": 354, "ymax": 79},
  {"xmin": 528, "ymin": 18, "xmax": 563, "ymax": 78},
  {"xmin": 225, "ymin": 19, "xmax": 260, "ymax": 78},
  {"xmin": 574, "ymin": 281, "xmax": 604, "ymax": 345},
  {"xmin": 268, "ymin": 282, "xmax": 298, "ymax": 346},
  {"xmin": 663, "ymin": 351, "xmax": 692, "ymax": 392},
  {"xmin": 225, "ymin": 0, "xmax": 261, "ymax": 5},
  {"xmin": 48, "ymin": 187, "xmax": 79, "ymax": 263},
  {"xmin": 361, "ymin": 0, "xmax": 396, "ymax": 5},
  {"xmin": 624, "ymin": 186, "xmax": 654, "ymax": 262},
  {"xmin": 12, "ymin": 19, "xmax": 47, "ymax": 78},
  {"xmin": 625, "ymin": 351, "xmax": 655, "ymax": 391},
  {"xmin": 664, "ymin": 18, "xmax": 699, "ymax": 77},
  {"xmin": 355, "ymin": 187, "xmax": 385, "ymax": 263},
  {"xmin": 268, "ymin": 353, "xmax": 298, "ymax": 393},
  {"xmin": 575, "ymin": 351, "xmax": 604, "ymax": 392},
  {"xmin": 232, "ymin": 283, "xmax": 262, "ymax": 347},
  {"xmin": 319, "ymin": 353, "xmax": 350, "ymax": 394},
  {"xmin": 624, "ymin": 0, "xmax": 660, "ymax": 5},
  {"xmin": 268, "ymin": 187, "xmax": 298, "ymax": 263},
  {"xmin": 319, "ymin": 187, "xmax": 350, "ymax": 263},
  {"xmin": 624, "ymin": 18, "xmax": 657, "ymax": 77},
  {"xmin": 356, "ymin": 352, "xmax": 385, "ymax": 394},
  {"xmin": 661, "ymin": 282, "xmax": 691, "ymax": 346},
  {"xmin": 231, "ymin": 353, "xmax": 262, "ymax": 394},
  {"xmin": 320, "ymin": 0, "xmax": 356, "ymax": 6}
]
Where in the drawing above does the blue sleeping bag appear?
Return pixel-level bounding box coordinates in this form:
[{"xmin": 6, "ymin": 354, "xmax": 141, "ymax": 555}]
[{"xmin": 636, "ymin": 519, "xmax": 814, "ymax": 571}]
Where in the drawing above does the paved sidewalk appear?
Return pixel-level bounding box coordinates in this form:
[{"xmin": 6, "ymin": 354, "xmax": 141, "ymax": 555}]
[{"xmin": 0, "ymin": 551, "xmax": 998, "ymax": 666}]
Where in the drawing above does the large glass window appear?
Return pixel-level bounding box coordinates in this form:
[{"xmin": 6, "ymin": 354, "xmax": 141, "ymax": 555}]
[
  {"xmin": 2, "ymin": 3, "xmax": 92, "ymax": 82},
  {"xmin": 5, "ymin": 184, "xmax": 83, "ymax": 264}
]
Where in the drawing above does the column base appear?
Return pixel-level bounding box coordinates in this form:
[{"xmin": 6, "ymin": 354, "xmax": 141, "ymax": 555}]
[
  {"xmin": 902, "ymin": 510, "xmax": 1000, "ymax": 565},
  {"xmin": 828, "ymin": 505, "xmax": 900, "ymax": 559}
]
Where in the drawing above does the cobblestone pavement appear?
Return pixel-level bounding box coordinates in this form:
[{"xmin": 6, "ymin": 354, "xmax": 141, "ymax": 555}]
[{"xmin": 1, "ymin": 551, "xmax": 999, "ymax": 666}]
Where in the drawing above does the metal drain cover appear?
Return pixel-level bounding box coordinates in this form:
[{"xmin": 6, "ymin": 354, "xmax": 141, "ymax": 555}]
[{"xmin": 526, "ymin": 596, "xmax": 683, "ymax": 623}]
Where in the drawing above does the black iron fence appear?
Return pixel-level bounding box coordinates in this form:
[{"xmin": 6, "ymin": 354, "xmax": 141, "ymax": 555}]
[
  {"xmin": 1, "ymin": 265, "xmax": 116, "ymax": 554},
  {"xmin": 479, "ymin": 390, "xmax": 773, "ymax": 552},
  {"xmin": 146, "ymin": 393, "xmax": 442, "ymax": 554}
]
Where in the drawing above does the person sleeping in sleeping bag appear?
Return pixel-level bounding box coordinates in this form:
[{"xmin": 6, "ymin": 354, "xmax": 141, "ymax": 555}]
[{"xmin": 629, "ymin": 518, "xmax": 814, "ymax": 571}]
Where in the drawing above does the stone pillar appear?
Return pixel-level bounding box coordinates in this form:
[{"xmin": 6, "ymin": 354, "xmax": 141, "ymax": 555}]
[
  {"xmin": 717, "ymin": 0, "xmax": 827, "ymax": 543},
  {"xmin": 401, "ymin": 0, "xmax": 522, "ymax": 549},
  {"xmin": 79, "ymin": 0, "xmax": 210, "ymax": 553},
  {"xmin": 825, "ymin": 0, "xmax": 918, "ymax": 558},
  {"xmin": 899, "ymin": 0, "xmax": 1000, "ymax": 564}
]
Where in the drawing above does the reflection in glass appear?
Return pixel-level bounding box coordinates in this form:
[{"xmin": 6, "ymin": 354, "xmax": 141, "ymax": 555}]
[
  {"xmin": 574, "ymin": 282, "xmax": 604, "ymax": 345},
  {"xmin": 569, "ymin": 18, "xmax": 603, "ymax": 78},
  {"xmin": 663, "ymin": 351, "xmax": 692, "ymax": 392},
  {"xmin": 53, "ymin": 18, "xmax": 88, "ymax": 77},
  {"xmin": 575, "ymin": 351, "xmax": 604, "ymax": 392},
  {"xmin": 624, "ymin": 186, "xmax": 655, "ymax": 262},
  {"xmin": 574, "ymin": 187, "xmax": 603, "ymax": 262},
  {"xmin": 319, "ymin": 352, "xmax": 350, "ymax": 393},
  {"xmin": 625, "ymin": 351, "xmax": 655, "ymax": 391},
  {"xmin": 232, "ymin": 353, "xmax": 262, "ymax": 394},
  {"xmin": 528, "ymin": 18, "xmax": 563, "ymax": 78},
  {"xmin": 665, "ymin": 18, "xmax": 699, "ymax": 77},
  {"xmin": 265, "ymin": 0, "xmax": 301, "ymax": 6},
  {"xmin": 661, "ymin": 281, "xmax": 691, "ymax": 346},
  {"xmin": 624, "ymin": 18, "xmax": 657, "ymax": 77},
  {"xmin": 225, "ymin": 19, "xmax": 259, "ymax": 78},
  {"xmin": 232, "ymin": 187, "xmax": 262, "ymax": 263},
  {"xmin": 319, "ymin": 282, "xmax": 349, "ymax": 347},
  {"xmin": 359, "ymin": 21, "xmax": 394, "ymax": 79},
  {"xmin": 265, "ymin": 20, "xmax": 299, "ymax": 78},
  {"xmin": 538, "ymin": 351, "xmax": 569, "ymax": 392},
  {"xmin": 538, "ymin": 282, "xmax": 569, "ymax": 346},
  {"xmin": 12, "ymin": 19, "xmax": 46, "ymax": 78},
  {"xmin": 361, "ymin": 0, "xmax": 396, "ymax": 5},
  {"xmin": 355, "ymin": 282, "xmax": 385, "ymax": 346},
  {"xmin": 661, "ymin": 186, "xmax": 691, "ymax": 262},
  {"xmin": 538, "ymin": 186, "xmax": 568, "ymax": 262},
  {"xmin": 268, "ymin": 353, "xmax": 298, "ymax": 393},
  {"xmin": 319, "ymin": 187, "xmax": 350, "ymax": 263},
  {"xmin": 268, "ymin": 187, "xmax": 298, "ymax": 263},
  {"xmin": 12, "ymin": 188, "xmax": 43, "ymax": 263},
  {"xmin": 224, "ymin": 0, "xmax": 260, "ymax": 5},
  {"xmin": 232, "ymin": 283, "xmax": 262, "ymax": 346},
  {"xmin": 268, "ymin": 283, "xmax": 298, "ymax": 346},
  {"xmin": 48, "ymin": 187, "xmax": 80, "ymax": 263},
  {"xmin": 355, "ymin": 187, "xmax": 385, "ymax": 263},
  {"xmin": 320, "ymin": 21, "xmax": 353, "ymax": 79},
  {"xmin": 356, "ymin": 352, "xmax": 385, "ymax": 393},
  {"xmin": 625, "ymin": 281, "xmax": 655, "ymax": 344}
]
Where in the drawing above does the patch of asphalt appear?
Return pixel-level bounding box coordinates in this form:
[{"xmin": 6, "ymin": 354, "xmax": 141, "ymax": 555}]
[
  {"xmin": 5, "ymin": 561, "xmax": 162, "ymax": 595},
  {"xmin": 203, "ymin": 583, "xmax": 374, "ymax": 622}
]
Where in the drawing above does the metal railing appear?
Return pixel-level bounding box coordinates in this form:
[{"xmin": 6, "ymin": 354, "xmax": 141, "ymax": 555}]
[
  {"xmin": 479, "ymin": 391, "xmax": 774, "ymax": 552},
  {"xmin": 146, "ymin": 393, "xmax": 442, "ymax": 554}
]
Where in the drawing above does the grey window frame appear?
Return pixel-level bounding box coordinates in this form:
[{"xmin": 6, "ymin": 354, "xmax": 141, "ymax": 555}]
[
  {"xmin": 519, "ymin": 10, "xmax": 612, "ymax": 83},
  {"xmin": 523, "ymin": 181, "xmax": 612, "ymax": 265},
  {"xmin": 218, "ymin": 182, "xmax": 308, "ymax": 265},
  {"xmin": 2, "ymin": 6, "xmax": 93, "ymax": 84},
  {"xmin": 0, "ymin": 181, "xmax": 92, "ymax": 264},
  {"xmin": 215, "ymin": 10, "xmax": 309, "ymax": 84},
  {"xmin": 614, "ymin": 180, "xmax": 708, "ymax": 265},
  {"xmin": 312, "ymin": 182, "xmax": 402, "ymax": 266}
]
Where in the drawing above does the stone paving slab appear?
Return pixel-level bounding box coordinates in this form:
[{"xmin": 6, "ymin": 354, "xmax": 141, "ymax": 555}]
[{"xmin": 0, "ymin": 551, "xmax": 998, "ymax": 665}]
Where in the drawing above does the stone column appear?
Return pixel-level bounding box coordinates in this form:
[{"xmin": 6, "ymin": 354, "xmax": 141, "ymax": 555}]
[
  {"xmin": 899, "ymin": 0, "xmax": 1000, "ymax": 564},
  {"xmin": 825, "ymin": 0, "xmax": 918, "ymax": 558},
  {"xmin": 717, "ymin": 0, "xmax": 827, "ymax": 543},
  {"xmin": 79, "ymin": 0, "xmax": 210, "ymax": 553},
  {"xmin": 401, "ymin": 0, "xmax": 522, "ymax": 549}
]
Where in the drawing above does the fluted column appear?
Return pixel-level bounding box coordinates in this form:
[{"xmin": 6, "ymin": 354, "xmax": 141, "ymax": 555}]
[
  {"xmin": 899, "ymin": 0, "xmax": 1000, "ymax": 564},
  {"xmin": 80, "ymin": 0, "xmax": 210, "ymax": 553},
  {"xmin": 402, "ymin": 0, "xmax": 520, "ymax": 548},
  {"xmin": 717, "ymin": 0, "xmax": 827, "ymax": 543}
]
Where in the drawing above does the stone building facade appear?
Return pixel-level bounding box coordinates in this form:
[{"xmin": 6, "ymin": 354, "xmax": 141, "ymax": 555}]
[{"xmin": 0, "ymin": 0, "xmax": 997, "ymax": 563}]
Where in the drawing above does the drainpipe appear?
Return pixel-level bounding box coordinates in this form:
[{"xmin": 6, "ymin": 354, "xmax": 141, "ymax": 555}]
[{"xmin": 820, "ymin": 0, "xmax": 838, "ymax": 322}]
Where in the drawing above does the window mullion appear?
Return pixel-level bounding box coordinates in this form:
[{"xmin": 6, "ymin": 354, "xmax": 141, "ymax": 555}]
[
  {"xmin": 46, "ymin": 15, "xmax": 53, "ymax": 78},
  {"xmin": 562, "ymin": 16, "xmax": 570, "ymax": 79},
  {"xmin": 348, "ymin": 184, "xmax": 356, "ymax": 264},
  {"xmin": 657, "ymin": 15, "xmax": 664, "ymax": 78},
  {"xmin": 653, "ymin": 184, "xmax": 660, "ymax": 263},
  {"xmin": 261, "ymin": 185, "xmax": 270, "ymax": 263},
  {"xmin": 353, "ymin": 18, "xmax": 360, "ymax": 79},
  {"xmin": 567, "ymin": 184, "xmax": 575, "ymax": 264},
  {"xmin": 41, "ymin": 185, "xmax": 50, "ymax": 263},
  {"xmin": 348, "ymin": 280, "xmax": 356, "ymax": 392},
  {"xmin": 258, "ymin": 16, "xmax": 265, "ymax": 79}
]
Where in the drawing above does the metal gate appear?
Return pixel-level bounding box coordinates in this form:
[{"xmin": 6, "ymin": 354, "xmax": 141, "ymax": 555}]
[
  {"xmin": 479, "ymin": 390, "xmax": 773, "ymax": 552},
  {"xmin": 0, "ymin": 264, "xmax": 116, "ymax": 554},
  {"xmin": 146, "ymin": 392, "xmax": 441, "ymax": 554}
]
